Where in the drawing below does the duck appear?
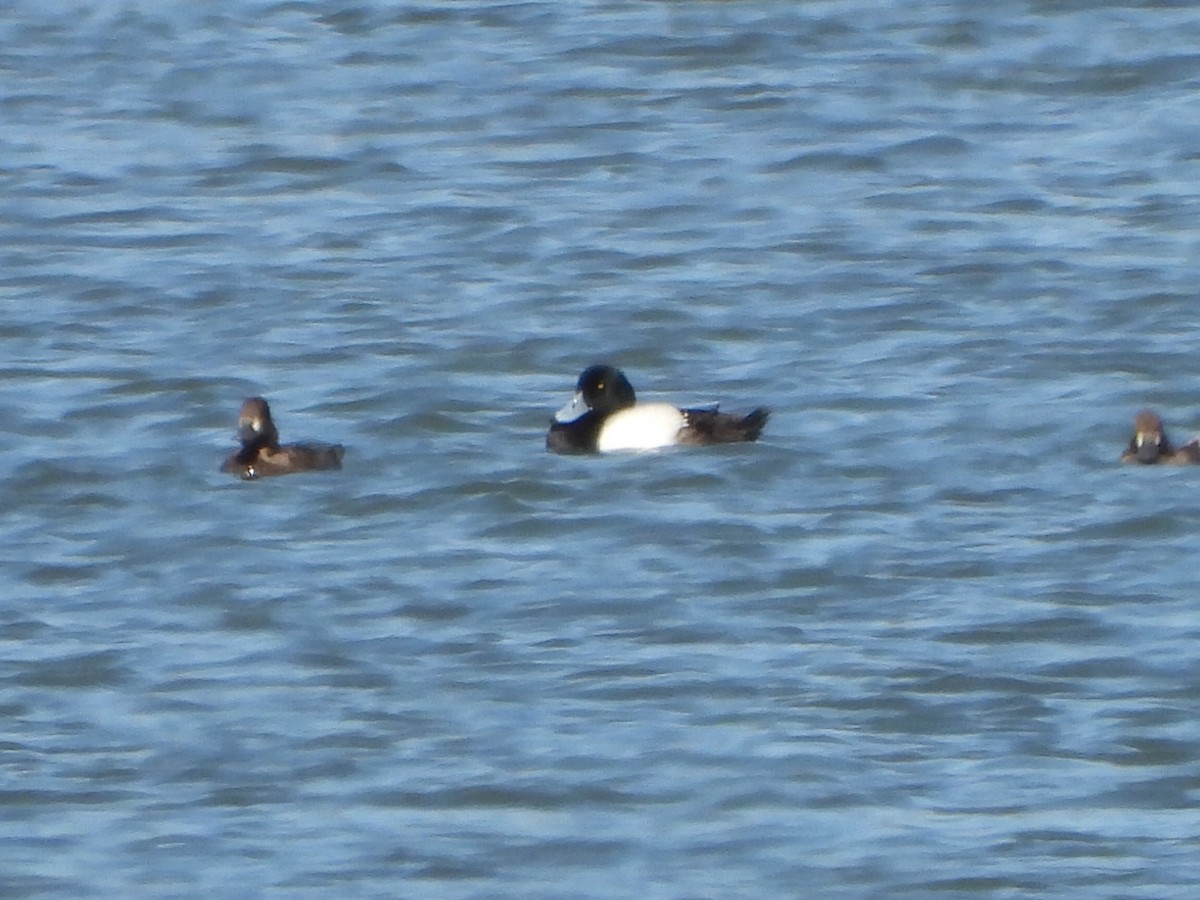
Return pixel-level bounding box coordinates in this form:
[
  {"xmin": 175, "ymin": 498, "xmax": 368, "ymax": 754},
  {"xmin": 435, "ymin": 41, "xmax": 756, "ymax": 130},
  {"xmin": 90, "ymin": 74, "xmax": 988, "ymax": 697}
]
[
  {"xmin": 221, "ymin": 397, "xmax": 344, "ymax": 479},
  {"xmin": 1120, "ymin": 409, "xmax": 1200, "ymax": 465},
  {"xmin": 546, "ymin": 364, "xmax": 769, "ymax": 454}
]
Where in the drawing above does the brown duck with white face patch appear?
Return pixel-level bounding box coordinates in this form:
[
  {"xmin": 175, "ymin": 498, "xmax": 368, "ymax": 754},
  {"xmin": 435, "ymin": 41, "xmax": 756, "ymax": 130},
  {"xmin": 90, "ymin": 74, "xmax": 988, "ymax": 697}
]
[
  {"xmin": 221, "ymin": 397, "xmax": 344, "ymax": 479},
  {"xmin": 1120, "ymin": 409, "xmax": 1200, "ymax": 465}
]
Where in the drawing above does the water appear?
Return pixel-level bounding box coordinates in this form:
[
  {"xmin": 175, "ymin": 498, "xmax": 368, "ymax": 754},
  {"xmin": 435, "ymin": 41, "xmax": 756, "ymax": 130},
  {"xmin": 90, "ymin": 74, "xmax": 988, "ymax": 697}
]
[{"xmin": 3, "ymin": 1, "xmax": 1200, "ymax": 896}]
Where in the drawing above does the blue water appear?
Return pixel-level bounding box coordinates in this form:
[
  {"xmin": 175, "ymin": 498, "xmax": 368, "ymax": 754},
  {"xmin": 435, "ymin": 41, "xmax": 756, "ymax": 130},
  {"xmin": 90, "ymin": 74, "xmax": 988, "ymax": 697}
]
[{"xmin": 3, "ymin": 1, "xmax": 1200, "ymax": 897}]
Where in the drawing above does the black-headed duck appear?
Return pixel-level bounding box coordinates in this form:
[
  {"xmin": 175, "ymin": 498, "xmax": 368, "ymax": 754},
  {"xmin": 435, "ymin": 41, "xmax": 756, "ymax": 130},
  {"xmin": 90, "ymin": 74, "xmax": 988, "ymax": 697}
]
[
  {"xmin": 221, "ymin": 397, "xmax": 344, "ymax": 479},
  {"xmin": 1120, "ymin": 409, "xmax": 1200, "ymax": 465},
  {"xmin": 546, "ymin": 364, "xmax": 769, "ymax": 455}
]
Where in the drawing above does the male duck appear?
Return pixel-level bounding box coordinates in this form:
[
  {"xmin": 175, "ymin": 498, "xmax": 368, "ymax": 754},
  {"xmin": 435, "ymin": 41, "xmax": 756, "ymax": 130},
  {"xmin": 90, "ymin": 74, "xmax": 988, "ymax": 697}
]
[
  {"xmin": 547, "ymin": 364, "xmax": 769, "ymax": 455},
  {"xmin": 221, "ymin": 397, "xmax": 344, "ymax": 479}
]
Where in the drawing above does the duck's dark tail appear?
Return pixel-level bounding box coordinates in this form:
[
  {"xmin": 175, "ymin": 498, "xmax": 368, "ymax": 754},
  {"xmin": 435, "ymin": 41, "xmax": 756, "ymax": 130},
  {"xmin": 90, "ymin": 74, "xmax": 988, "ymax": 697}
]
[{"xmin": 681, "ymin": 407, "xmax": 770, "ymax": 445}]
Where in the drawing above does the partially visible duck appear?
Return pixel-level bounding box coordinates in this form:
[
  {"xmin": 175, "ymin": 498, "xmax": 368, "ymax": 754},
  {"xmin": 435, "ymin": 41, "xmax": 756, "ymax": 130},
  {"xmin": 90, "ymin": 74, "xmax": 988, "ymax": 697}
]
[
  {"xmin": 1120, "ymin": 409, "xmax": 1200, "ymax": 465},
  {"xmin": 221, "ymin": 397, "xmax": 344, "ymax": 479},
  {"xmin": 546, "ymin": 364, "xmax": 769, "ymax": 455}
]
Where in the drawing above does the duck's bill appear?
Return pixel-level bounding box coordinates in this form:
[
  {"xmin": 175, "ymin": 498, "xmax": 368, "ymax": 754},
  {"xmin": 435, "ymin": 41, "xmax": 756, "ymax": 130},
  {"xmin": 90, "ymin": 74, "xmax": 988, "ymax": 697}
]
[
  {"xmin": 554, "ymin": 392, "xmax": 586, "ymax": 423},
  {"xmin": 236, "ymin": 418, "xmax": 263, "ymax": 441}
]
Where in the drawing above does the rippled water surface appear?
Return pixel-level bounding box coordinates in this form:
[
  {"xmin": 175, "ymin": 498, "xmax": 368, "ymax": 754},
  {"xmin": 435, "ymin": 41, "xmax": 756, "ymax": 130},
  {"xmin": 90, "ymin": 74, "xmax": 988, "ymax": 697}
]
[{"xmin": 4, "ymin": 1, "xmax": 1200, "ymax": 897}]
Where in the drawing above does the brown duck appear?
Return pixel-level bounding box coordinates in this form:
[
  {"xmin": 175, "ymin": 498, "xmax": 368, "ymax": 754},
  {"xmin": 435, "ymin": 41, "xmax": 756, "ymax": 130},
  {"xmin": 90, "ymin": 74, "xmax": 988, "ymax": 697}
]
[
  {"xmin": 221, "ymin": 397, "xmax": 344, "ymax": 479},
  {"xmin": 1120, "ymin": 409, "xmax": 1200, "ymax": 465}
]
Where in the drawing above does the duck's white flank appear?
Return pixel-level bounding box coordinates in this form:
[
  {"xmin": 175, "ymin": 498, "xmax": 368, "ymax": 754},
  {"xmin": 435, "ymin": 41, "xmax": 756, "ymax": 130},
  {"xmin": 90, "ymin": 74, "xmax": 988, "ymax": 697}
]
[{"xmin": 596, "ymin": 403, "xmax": 685, "ymax": 452}]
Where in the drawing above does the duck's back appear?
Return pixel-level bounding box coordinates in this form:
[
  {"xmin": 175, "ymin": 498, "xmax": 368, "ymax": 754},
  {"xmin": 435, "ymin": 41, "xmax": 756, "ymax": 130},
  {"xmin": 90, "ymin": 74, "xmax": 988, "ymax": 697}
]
[
  {"xmin": 224, "ymin": 442, "xmax": 344, "ymax": 479},
  {"xmin": 281, "ymin": 442, "xmax": 344, "ymax": 471},
  {"xmin": 679, "ymin": 407, "xmax": 769, "ymax": 446}
]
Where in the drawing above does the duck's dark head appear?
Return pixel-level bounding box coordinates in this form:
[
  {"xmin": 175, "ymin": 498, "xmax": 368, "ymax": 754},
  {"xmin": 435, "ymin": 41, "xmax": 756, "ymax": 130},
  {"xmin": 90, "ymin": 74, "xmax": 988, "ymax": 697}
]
[
  {"xmin": 1128, "ymin": 409, "xmax": 1173, "ymax": 464},
  {"xmin": 577, "ymin": 364, "xmax": 636, "ymax": 412},
  {"xmin": 554, "ymin": 364, "xmax": 636, "ymax": 424},
  {"xmin": 236, "ymin": 396, "xmax": 280, "ymax": 450}
]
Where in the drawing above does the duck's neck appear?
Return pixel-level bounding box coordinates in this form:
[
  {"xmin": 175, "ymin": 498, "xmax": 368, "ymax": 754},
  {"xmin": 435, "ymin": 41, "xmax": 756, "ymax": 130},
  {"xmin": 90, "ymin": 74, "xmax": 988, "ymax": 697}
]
[{"xmin": 235, "ymin": 433, "xmax": 277, "ymax": 464}]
